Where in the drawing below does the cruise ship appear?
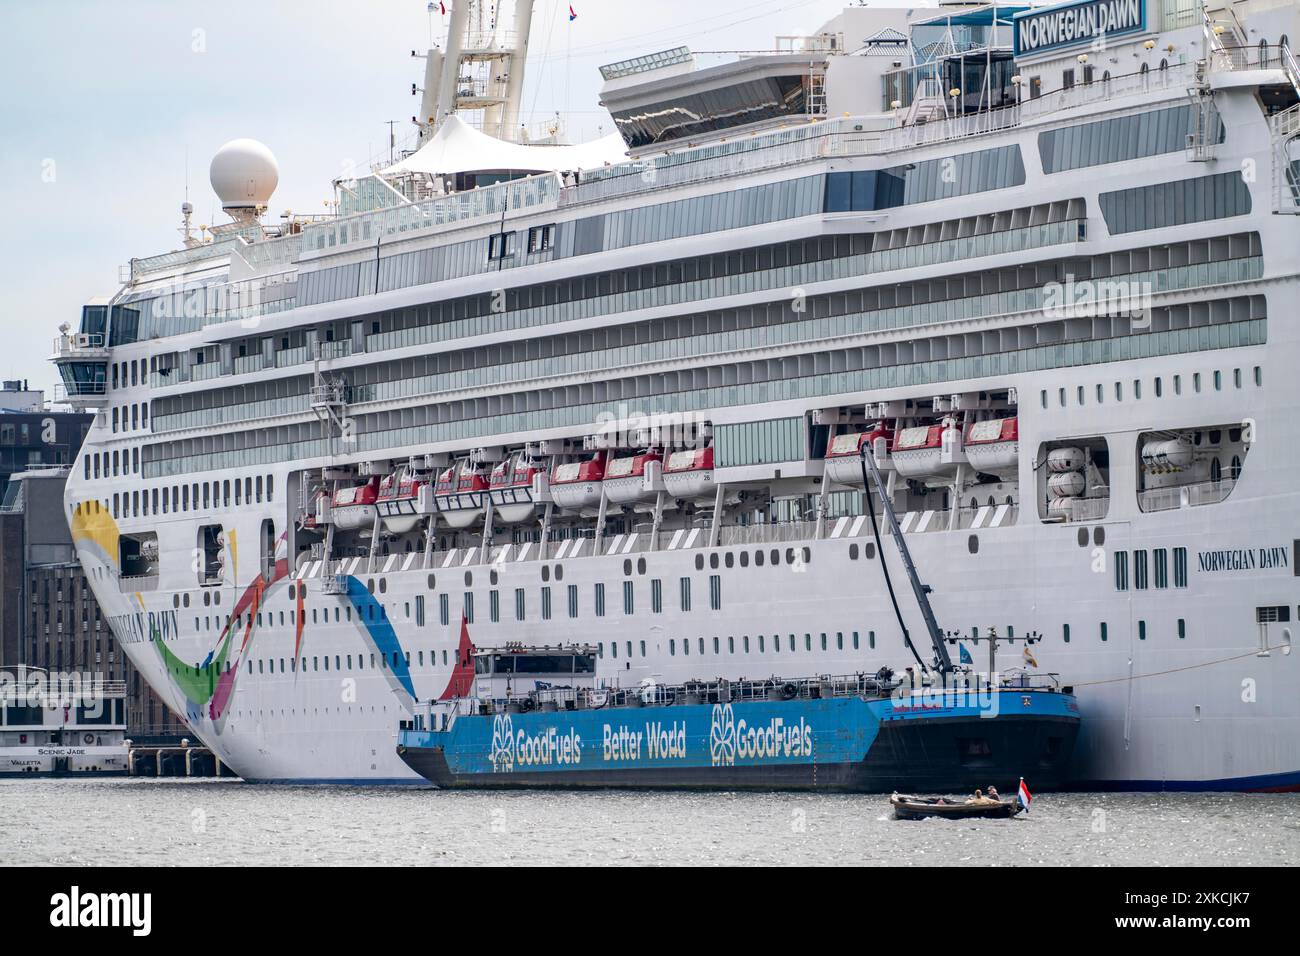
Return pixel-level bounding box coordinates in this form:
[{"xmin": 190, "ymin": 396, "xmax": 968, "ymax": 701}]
[{"xmin": 52, "ymin": 0, "xmax": 1300, "ymax": 786}]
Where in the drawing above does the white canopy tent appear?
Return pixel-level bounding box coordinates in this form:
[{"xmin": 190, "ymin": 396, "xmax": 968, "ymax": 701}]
[{"xmin": 382, "ymin": 115, "xmax": 627, "ymax": 176}]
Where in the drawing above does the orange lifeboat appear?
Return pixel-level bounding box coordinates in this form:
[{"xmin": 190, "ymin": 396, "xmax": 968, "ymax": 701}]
[
  {"xmin": 434, "ymin": 461, "xmax": 488, "ymax": 529},
  {"xmin": 377, "ymin": 471, "xmax": 431, "ymax": 534},
  {"xmin": 551, "ymin": 453, "xmax": 605, "ymax": 511},
  {"xmin": 823, "ymin": 423, "xmax": 894, "ymax": 486},
  {"xmin": 489, "ymin": 454, "xmax": 547, "ymax": 523},
  {"xmin": 963, "ymin": 417, "xmax": 1020, "ymax": 480},
  {"xmin": 603, "ymin": 451, "xmax": 662, "ymax": 506},
  {"xmin": 662, "ymin": 446, "xmax": 714, "ymax": 500},
  {"xmin": 331, "ymin": 477, "xmax": 380, "ymax": 530}
]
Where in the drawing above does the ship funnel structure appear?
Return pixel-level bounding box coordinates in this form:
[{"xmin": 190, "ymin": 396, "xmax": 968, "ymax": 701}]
[
  {"xmin": 209, "ymin": 138, "xmax": 279, "ymax": 223},
  {"xmin": 428, "ymin": 0, "xmax": 535, "ymax": 143}
]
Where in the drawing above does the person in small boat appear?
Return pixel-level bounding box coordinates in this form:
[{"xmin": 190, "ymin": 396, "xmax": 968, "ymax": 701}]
[
  {"xmin": 987, "ymin": 786, "xmax": 1001, "ymax": 802},
  {"xmin": 964, "ymin": 788, "xmax": 1000, "ymax": 805}
]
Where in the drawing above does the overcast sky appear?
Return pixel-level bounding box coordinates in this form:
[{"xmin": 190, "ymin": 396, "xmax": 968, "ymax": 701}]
[{"xmin": 0, "ymin": 0, "xmax": 851, "ymax": 396}]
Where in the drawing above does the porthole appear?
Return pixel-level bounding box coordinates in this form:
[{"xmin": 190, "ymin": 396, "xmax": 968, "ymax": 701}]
[
  {"xmin": 755, "ymin": 550, "xmax": 765, "ymax": 567},
  {"xmin": 378, "ymin": 578, "xmax": 387, "ymax": 594},
  {"xmin": 724, "ymin": 552, "xmax": 734, "ymax": 569},
  {"xmin": 463, "ymin": 571, "xmax": 472, "ymax": 587},
  {"xmin": 427, "ymin": 574, "xmax": 436, "ymax": 590},
  {"xmin": 636, "ymin": 557, "xmax": 647, "ymax": 575},
  {"xmin": 785, "ymin": 548, "xmax": 796, "ymax": 565},
  {"xmin": 1077, "ymin": 528, "xmax": 1089, "ymax": 547},
  {"xmin": 204, "ymin": 590, "xmax": 212, "ymax": 606},
  {"xmin": 555, "ymin": 565, "xmax": 563, "ymax": 581},
  {"xmin": 366, "ymin": 578, "xmax": 375, "ymax": 594},
  {"xmin": 695, "ymin": 554, "xmax": 705, "ymax": 571},
  {"xmin": 621, "ymin": 560, "xmax": 631, "ymax": 577},
  {"xmin": 849, "ymin": 543, "xmax": 859, "ymax": 560},
  {"xmin": 490, "ymin": 569, "xmax": 499, "ymax": 585},
  {"xmin": 968, "ymin": 534, "xmax": 979, "ymax": 555},
  {"xmin": 770, "ymin": 549, "xmax": 780, "ymax": 566},
  {"xmin": 172, "ymin": 594, "xmax": 180, "ymax": 609},
  {"xmin": 802, "ymin": 547, "xmax": 811, "ymax": 564},
  {"xmin": 1093, "ymin": 526, "xmax": 1106, "ymax": 547},
  {"xmin": 182, "ymin": 593, "xmax": 190, "ymax": 608},
  {"xmin": 542, "ymin": 565, "xmax": 551, "ymax": 582},
  {"xmin": 709, "ymin": 553, "xmax": 719, "ymax": 569},
  {"xmin": 739, "ymin": 551, "xmax": 749, "ymax": 568},
  {"xmin": 863, "ymin": 542, "xmax": 876, "ymax": 560}
]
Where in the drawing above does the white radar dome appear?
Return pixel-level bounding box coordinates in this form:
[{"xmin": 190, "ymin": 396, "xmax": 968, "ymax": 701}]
[{"xmin": 209, "ymin": 138, "xmax": 279, "ymax": 213}]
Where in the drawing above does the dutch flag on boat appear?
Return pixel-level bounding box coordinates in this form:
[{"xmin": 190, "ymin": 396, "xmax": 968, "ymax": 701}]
[{"xmin": 1018, "ymin": 777, "xmax": 1033, "ymax": 812}]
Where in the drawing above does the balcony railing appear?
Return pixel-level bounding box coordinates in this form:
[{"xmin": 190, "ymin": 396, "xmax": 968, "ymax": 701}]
[{"xmin": 1138, "ymin": 477, "xmax": 1237, "ymax": 513}]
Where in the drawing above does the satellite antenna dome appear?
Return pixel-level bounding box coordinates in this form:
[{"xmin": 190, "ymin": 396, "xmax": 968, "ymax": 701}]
[{"xmin": 209, "ymin": 139, "xmax": 279, "ymax": 218}]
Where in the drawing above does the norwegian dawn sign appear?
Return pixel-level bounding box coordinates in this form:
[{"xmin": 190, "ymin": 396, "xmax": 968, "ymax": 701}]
[{"xmin": 1013, "ymin": 0, "xmax": 1147, "ymax": 56}]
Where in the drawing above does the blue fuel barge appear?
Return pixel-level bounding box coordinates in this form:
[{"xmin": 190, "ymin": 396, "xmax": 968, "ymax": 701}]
[{"xmin": 396, "ymin": 646, "xmax": 1080, "ymax": 792}]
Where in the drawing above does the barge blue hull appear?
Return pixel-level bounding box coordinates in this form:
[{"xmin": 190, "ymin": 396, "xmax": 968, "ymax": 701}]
[{"xmin": 397, "ymin": 689, "xmax": 1081, "ymax": 792}]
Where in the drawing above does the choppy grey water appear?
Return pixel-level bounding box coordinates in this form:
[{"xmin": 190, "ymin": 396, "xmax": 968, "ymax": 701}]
[{"xmin": 3, "ymin": 779, "xmax": 1298, "ymax": 866}]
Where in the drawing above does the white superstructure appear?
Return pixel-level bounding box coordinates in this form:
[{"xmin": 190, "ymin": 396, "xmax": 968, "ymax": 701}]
[{"xmin": 54, "ymin": 0, "xmax": 1300, "ymax": 785}]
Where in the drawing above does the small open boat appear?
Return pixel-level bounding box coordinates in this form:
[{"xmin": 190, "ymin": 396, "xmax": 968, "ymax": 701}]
[{"xmin": 890, "ymin": 793, "xmax": 1023, "ymax": 821}]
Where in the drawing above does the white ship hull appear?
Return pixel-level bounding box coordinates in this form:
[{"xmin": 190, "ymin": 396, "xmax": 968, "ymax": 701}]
[{"xmin": 57, "ymin": 0, "xmax": 1300, "ymax": 786}]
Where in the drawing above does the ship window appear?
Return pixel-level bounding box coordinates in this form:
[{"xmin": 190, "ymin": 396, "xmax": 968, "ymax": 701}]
[
  {"xmin": 542, "ymin": 586, "xmax": 552, "ymax": 620},
  {"xmin": 1254, "ymin": 366, "xmax": 1262, "ymax": 386},
  {"xmin": 1214, "ymin": 370, "xmax": 1222, "ymax": 391},
  {"xmin": 595, "ymin": 582, "xmax": 606, "ymax": 617},
  {"xmin": 1100, "ymin": 622, "xmax": 1108, "ymax": 642},
  {"xmin": 1132, "ymin": 379, "xmax": 1141, "ymax": 400},
  {"xmin": 849, "ymin": 543, "xmax": 859, "ymax": 560},
  {"xmin": 1134, "ymin": 550, "xmax": 1148, "ymax": 590},
  {"xmin": 713, "ymin": 637, "xmax": 720, "ymax": 654},
  {"xmin": 1154, "ymin": 377, "xmax": 1162, "ymax": 398},
  {"xmin": 623, "ymin": 580, "xmax": 634, "ymax": 614},
  {"xmin": 820, "ymin": 633, "xmax": 828, "ymax": 650},
  {"xmin": 669, "ymin": 639, "xmax": 676, "ymax": 656},
  {"xmin": 1077, "ymin": 386, "xmax": 1084, "ymax": 405},
  {"xmin": 1194, "ymin": 372, "xmax": 1202, "ymax": 393},
  {"xmin": 567, "ymin": 584, "xmax": 578, "ymax": 618},
  {"xmin": 1173, "ymin": 547, "xmax": 1188, "ymax": 587},
  {"xmin": 515, "ymin": 588, "xmax": 525, "ymax": 621},
  {"xmin": 694, "ymin": 554, "xmax": 704, "ymax": 571},
  {"xmin": 1173, "ymin": 375, "xmax": 1181, "ymax": 395},
  {"xmin": 1058, "ymin": 387, "xmax": 1066, "ymax": 407},
  {"xmin": 679, "ymin": 577, "xmax": 691, "ymax": 612},
  {"xmin": 651, "ymin": 578, "xmax": 662, "ymax": 613},
  {"xmin": 1154, "ymin": 549, "xmax": 1168, "ymax": 588},
  {"xmin": 743, "ymin": 635, "xmax": 750, "ymax": 654},
  {"xmin": 1234, "ymin": 368, "xmax": 1242, "ymax": 389},
  {"xmin": 728, "ymin": 636, "xmax": 734, "ymax": 654},
  {"xmin": 1040, "ymin": 389, "xmax": 1047, "ymax": 409},
  {"xmin": 1115, "ymin": 551, "xmax": 1129, "ymax": 591},
  {"xmin": 1138, "ymin": 620, "xmax": 1147, "ymax": 641},
  {"xmin": 439, "ymin": 593, "xmax": 449, "ymax": 626},
  {"xmin": 1115, "ymin": 381, "xmax": 1122, "ymax": 402},
  {"xmin": 757, "ymin": 635, "xmax": 765, "ymax": 653},
  {"xmin": 1178, "ymin": 618, "xmax": 1186, "ymax": 639},
  {"xmin": 489, "ymin": 590, "xmax": 499, "ymax": 623},
  {"xmin": 1063, "ymin": 623, "xmax": 1070, "ymax": 643},
  {"xmin": 869, "ymin": 631, "xmax": 876, "ymax": 649}
]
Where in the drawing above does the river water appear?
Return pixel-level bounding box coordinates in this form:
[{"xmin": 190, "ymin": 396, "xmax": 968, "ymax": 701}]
[{"xmin": 3, "ymin": 779, "xmax": 1298, "ymax": 866}]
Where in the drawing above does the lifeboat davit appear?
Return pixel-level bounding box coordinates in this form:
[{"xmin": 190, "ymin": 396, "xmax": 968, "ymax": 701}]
[
  {"xmin": 377, "ymin": 471, "xmax": 432, "ymax": 534},
  {"xmin": 963, "ymin": 417, "xmax": 1019, "ymax": 480},
  {"xmin": 301, "ymin": 489, "xmax": 328, "ymax": 530},
  {"xmin": 551, "ymin": 454, "xmax": 605, "ymax": 512},
  {"xmin": 662, "ymin": 446, "xmax": 714, "ymax": 500},
  {"xmin": 603, "ymin": 451, "xmax": 663, "ymax": 506},
  {"xmin": 824, "ymin": 423, "xmax": 893, "ymax": 486},
  {"xmin": 435, "ymin": 462, "xmax": 489, "ymax": 529},
  {"xmin": 331, "ymin": 477, "xmax": 380, "ymax": 530},
  {"xmin": 890, "ymin": 420, "xmax": 961, "ymax": 482},
  {"xmin": 489, "ymin": 455, "xmax": 547, "ymax": 523}
]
